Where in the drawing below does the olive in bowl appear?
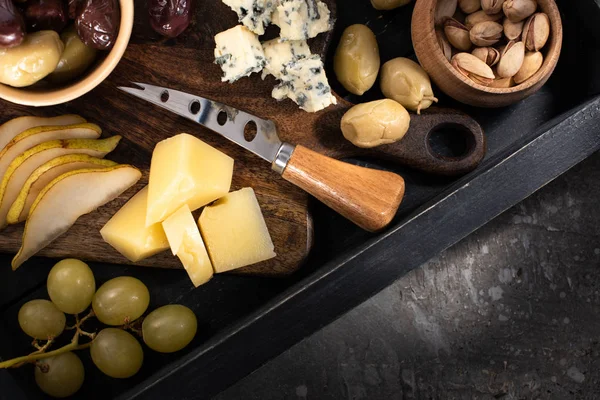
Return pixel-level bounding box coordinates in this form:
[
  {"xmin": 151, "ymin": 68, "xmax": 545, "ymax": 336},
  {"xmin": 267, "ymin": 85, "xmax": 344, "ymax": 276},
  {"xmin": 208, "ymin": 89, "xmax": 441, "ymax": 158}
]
[{"xmin": 0, "ymin": 0, "xmax": 133, "ymax": 107}]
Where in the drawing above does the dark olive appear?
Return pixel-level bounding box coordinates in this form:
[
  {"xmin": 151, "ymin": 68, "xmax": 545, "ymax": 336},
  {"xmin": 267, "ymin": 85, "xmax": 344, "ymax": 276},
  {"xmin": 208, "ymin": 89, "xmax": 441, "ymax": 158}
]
[
  {"xmin": 68, "ymin": 0, "xmax": 79, "ymax": 19},
  {"xmin": 0, "ymin": 0, "xmax": 26, "ymax": 48},
  {"xmin": 75, "ymin": 0, "xmax": 120, "ymax": 50},
  {"xmin": 148, "ymin": 0, "xmax": 193, "ymax": 38},
  {"xmin": 24, "ymin": 0, "xmax": 68, "ymax": 32}
]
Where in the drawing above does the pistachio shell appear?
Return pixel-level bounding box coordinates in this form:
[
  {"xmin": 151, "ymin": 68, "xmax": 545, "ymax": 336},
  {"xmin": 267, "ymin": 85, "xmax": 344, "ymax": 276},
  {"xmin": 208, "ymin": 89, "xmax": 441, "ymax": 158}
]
[
  {"xmin": 458, "ymin": 0, "xmax": 480, "ymax": 14},
  {"xmin": 522, "ymin": 13, "xmax": 550, "ymax": 51},
  {"xmin": 452, "ymin": 52, "xmax": 495, "ymax": 85},
  {"xmin": 444, "ymin": 18, "xmax": 472, "ymax": 51},
  {"xmin": 482, "ymin": 0, "xmax": 505, "ymax": 15},
  {"xmin": 435, "ymin": 0, "xmax": 458, "ymax": 25},
  {"xmin": 470, "ymin": 21, "xmax": 504, "ymax": 46},
  {"xmin": 465, "ymin": 10, "xmax": 503, "ymax": 29},
  {"xmin": 436, "ymin": 29, "xmax": 452, "ymax": 62},
  {"xmin": 489, "ymin": 75, "xmax": 514, "ymax": 88},
  {"xmin": 503, "ymin": 0, "xmax": 537, "ymax": 23},
  {"xmin": 497, "ymin": 40, "xmax": 525, "ymax": 78},
  {"xmin": 503, "ymin": 18, "xmax": 524, "ymax": 40},
  {"xmin": 513, "ymin": 51, "xmax": 543, "ymax": 83},
  {"xmin": 472, "ymin": 46, "xmax": 501, "ymax": 66}
]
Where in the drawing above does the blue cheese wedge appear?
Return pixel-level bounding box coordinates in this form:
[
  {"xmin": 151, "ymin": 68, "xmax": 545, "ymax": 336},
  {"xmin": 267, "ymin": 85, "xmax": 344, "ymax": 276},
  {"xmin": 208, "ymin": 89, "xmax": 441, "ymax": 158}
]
[
  {"xmin": 221, "ymin": 0, "xmax": 277, "ymax": 35},
  {"xmin": 271, "ymin": 0, "xmax": 332, "ymax": 41},
  {"xmin": 261, "ymin": 39, "xmax": 311, "ymax": 80},
  {"xmin": 214, "ymin": 25, "xmax": 267, "ymax": 83},
  {"xmin": 272, "ymin": 54, "xmax": 337, "ymax": 112}
]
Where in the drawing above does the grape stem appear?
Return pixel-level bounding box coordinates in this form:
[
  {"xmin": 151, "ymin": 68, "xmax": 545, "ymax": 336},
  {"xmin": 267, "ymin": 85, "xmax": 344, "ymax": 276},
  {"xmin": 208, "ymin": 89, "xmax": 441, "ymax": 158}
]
[
  {"xmin": 0, "ymin": 332, "xmax": 89, "ymax": 369},
  {"xmin": 11, "ymin": 340, "xmax": 55, "ymax": 368}
]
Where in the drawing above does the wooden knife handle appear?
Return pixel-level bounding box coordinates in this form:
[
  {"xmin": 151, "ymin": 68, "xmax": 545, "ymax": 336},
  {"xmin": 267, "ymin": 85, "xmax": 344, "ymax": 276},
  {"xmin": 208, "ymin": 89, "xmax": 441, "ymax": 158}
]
[{"xmin": 281, "ymin": 145, "xmax": 405, "ymax": 232}]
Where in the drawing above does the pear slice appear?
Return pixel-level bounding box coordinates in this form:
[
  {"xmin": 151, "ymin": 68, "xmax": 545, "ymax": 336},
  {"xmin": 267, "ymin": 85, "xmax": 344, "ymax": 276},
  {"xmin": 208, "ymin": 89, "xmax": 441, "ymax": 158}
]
[
  {"xmin": 0, "ymin": 123, "xmax": 101, "ymax": 182},
  {"xmin": 0, "ymin": 115, "xmax": 86, "ymax": 151},
  {"xmin": 0, "ymin": 136, "xmax": 121, "ymax": 228},
  {"xmin": 11, "ymin": 165, "xmax": 142, "ymax": 270},
  {"xmin": 7, "ymin": 153, "xmax": 119, "ymax": 226}
]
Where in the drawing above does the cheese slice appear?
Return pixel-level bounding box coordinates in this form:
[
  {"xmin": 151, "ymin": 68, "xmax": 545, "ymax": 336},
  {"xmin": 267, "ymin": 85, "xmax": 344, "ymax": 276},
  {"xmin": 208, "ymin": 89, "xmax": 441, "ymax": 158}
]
[
  {"xmin": 272, "ymin": 0, "xmax": 332, "ymax": 41},
  {"xmin": 198, "ymin": 187, "xmax": 275, "ymax": 273},
  {"xmin": 146, "ymin": 133, "xmax": 234, "ymax": 227},
  {"xmin": 162, "ymin": 204, "xmax": 213, "ymax": 287},
  {"xmin": 214, "ymin": 25, "xmax": 266, "ymax": 83},
  {"xmin": 100, "ymin": 186, "xmax": 170, "ymax": 262}
]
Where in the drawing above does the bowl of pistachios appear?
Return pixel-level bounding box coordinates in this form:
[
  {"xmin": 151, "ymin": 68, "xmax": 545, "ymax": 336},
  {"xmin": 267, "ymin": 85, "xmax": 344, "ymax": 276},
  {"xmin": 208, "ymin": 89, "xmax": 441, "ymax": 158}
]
[{"xmin": 412, "ymin": 0, "xmax": 562, "ymax": 108}]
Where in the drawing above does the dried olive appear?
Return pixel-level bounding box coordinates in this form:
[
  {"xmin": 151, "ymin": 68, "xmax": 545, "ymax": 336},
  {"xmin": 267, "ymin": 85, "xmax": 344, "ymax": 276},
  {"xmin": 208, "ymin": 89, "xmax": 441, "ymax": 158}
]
[
  {"xmin": 0, "ymin": 0, "xmax": 26, "ymax": 48},
  {"xmin": 68, "ymin": 0, "xmax": 80, "ymax": 19},
  {"xmin": 24, "ymin": 0, "xmax": 68, "ymax": 32},
  {"xmin": 76, "ymin": 0, "xmax": 120, "ymax": 50},
  {"xmin": 149, "ymin": 0, "xmax": 193, "ymax": 38}
]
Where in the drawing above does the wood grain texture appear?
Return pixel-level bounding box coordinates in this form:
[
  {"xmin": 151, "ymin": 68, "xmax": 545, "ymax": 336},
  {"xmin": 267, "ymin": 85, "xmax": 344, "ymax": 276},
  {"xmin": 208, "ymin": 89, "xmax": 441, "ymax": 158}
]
[
  {"xmin": 283, "ymin": 145, "xmax": 405, "ymax": 232},
  {"xmin": 0, "ymin": 0, "xmax": 484, "ymax": 276},
  {"xmin": 412, "ymin": 0, "xmax": 563, "ymax": 108}
]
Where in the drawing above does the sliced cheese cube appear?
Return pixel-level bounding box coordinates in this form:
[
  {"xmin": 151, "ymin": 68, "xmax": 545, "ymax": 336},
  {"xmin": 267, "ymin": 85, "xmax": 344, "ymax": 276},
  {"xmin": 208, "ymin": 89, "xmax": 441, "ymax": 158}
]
[
  {"xmin": 146, "ymin": 133, "xmax": 234, "ymax": 226},
  {"xmin": 199, "ymin": 187, "xmax": 275, "ymax": 273},
  {"xmin": 162, "ymin": 204, "xmax": 213, "ymax": 287},
  {"xmin": 214, "ymin": 25, "xmax": 266, "ymax": 83},
  {"xmin": 272, "ymin": 0, "xmax": 332, "ymax": 41},
  {"xmin": 261, "ymin": 39, "xmax": 311, "ymax": 80},
  {"xmin": 100, "ymin": 186, "xmax": 170, "ymax": 262}
]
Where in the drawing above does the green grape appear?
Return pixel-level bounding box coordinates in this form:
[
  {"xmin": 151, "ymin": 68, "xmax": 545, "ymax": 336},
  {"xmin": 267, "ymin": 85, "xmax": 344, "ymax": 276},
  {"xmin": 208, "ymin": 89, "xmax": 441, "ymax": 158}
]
[
  {"xmin": 90, "ymin": 328, "xmax": 144, "ymax": 378},
  {"xmin": 18, "ymin": 300, "xmax": 66, "ymax": 340},
  {"xmin": 92, "ymin": 276, "xmax": 150, "ymax": 326},
  {"xmin": 35, "ymin": 352, "xmax": 84, "ymax": 398},
  {"xmin": 47, "ymin": 258, "xmax": 96, "ymax": 315},
  {"xmin": 142, "ymin": 304, "xmax": 197, "ymax": 353}
]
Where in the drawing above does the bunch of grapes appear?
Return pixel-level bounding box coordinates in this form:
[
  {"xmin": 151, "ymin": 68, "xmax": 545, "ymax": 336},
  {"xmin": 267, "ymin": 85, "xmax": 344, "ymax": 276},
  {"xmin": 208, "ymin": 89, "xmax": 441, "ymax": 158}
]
[{"xmin": 1, "ymin": 258, "xmax": 198, "ymax": 398}]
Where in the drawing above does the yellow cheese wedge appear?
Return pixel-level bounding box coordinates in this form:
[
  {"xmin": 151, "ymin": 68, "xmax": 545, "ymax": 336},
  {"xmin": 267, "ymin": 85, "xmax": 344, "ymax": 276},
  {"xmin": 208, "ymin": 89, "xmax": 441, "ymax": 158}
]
[
  {"xmin": 146, "ymin": 133, "xmax": 234, "ymax": 226},
  {"xmin": 162, "ymin": 204, "xmax": 214, "ymax": 287},
  {"xmin": 198, "ymin": 187, "xmax": 276, "ymax": 273},
  {"xmin": 100, "ymin": 186, "xmax": 170, "ymax": 262}
]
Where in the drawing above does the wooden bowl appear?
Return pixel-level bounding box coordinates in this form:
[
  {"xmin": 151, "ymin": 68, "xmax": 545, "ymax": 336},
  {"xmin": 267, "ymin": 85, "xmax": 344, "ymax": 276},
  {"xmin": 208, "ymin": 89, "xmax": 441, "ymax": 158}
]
[
  {"xmin": 412, "ymin": 0, "xmax": 563, "ymax": 108},
  {"xmin": 0, "ymin": 0, "xmax": 134, "ymax": 107}
]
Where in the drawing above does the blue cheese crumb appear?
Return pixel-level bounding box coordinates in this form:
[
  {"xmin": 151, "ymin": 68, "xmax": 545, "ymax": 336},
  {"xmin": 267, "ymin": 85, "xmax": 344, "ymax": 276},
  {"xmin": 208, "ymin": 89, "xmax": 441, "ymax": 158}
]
[
  {"xmin": 221, "ymin": 0, "xmax": 277, "ymax": 35},
  {"xmin": 214, "ymin": 25, "xmax": 267, "ymax": 83},
  {"xmin": 271, "ymin": 0, "xmax": 333, "ymax": 41}
]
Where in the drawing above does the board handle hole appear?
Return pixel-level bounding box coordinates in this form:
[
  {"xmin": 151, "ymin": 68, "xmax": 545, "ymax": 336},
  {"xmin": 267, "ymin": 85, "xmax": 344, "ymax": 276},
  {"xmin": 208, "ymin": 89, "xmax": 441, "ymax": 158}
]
[
  {"xmin": 427, "ymin": 123, "xmax": 475, "ymax": 159},
  {"xmin": 189, "ymin": 100, "xmax": 201, "ymax": 115},
  {"xmin": 244, "ymin": 121, "xmax": 258, "ymax": 142},
  {"xmin": 160, "ymin": 90, "xmax": 169, "ymax": 103},
  {"xmin": 217, "ymin": 111, "xmax": 228, "ymax": 126}
]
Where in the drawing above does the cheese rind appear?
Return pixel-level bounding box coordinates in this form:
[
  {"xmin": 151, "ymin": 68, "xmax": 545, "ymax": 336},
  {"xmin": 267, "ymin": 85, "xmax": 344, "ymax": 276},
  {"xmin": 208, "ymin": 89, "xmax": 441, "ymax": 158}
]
[
  {"xmin": 272, "ymin": 0, "xmax": 332, "ymax": 41},
  {"xmin": 272, "ymin": 54, "xmax": 337, "ymax": 112},
  {"xmin": 199, "ymin": 187, "xmax": 275, "ymax": 273},
  {"xmin": 146, "ymin": 133, "xmax": 234, "ymax": 227},
  {"xmin": 162, "ymin": 205, "xmax": 213, "ymax": 287},
  {"xmin": 214, "ymin": 25, "xmax": 267, "ymax": 83},
  {"xmin": 261, "ymin": 39, "xmax": 311, "ymax": 80},
  {"xmin": 100, "ymin": 187, "xmax": 170, "ymax": 263},
  {"xmin": 221, "ymin": 0, "xmax": 277, "ymax": 35}
]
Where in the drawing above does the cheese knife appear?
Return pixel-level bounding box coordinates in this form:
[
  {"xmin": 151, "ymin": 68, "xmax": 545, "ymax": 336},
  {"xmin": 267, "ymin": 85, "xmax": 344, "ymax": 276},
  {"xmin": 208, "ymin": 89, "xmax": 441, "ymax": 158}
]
[{"xmin": 118, "ymin": 83, "xmax": 405, "ymax": 232}]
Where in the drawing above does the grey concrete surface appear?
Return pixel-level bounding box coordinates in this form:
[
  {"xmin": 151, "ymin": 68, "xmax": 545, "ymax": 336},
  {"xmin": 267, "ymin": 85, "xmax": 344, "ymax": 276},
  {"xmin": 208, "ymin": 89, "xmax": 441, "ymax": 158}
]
[{"xmin": 214, "ymin": 152, "xmax": 600, "ymax": 400}]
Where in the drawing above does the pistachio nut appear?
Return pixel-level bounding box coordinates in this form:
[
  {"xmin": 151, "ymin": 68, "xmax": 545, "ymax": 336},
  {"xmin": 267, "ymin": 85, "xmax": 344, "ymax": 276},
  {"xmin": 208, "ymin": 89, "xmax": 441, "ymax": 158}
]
[
  {"xmin": 489, "ymin": 74, "xmax": 514, "ymax": 88},
  {"xmin": 458, "ymin": 0, "xmax": 480, "ymax": 14},
  {"xmin": 497, "ymin": 40, "xmax": 525, "ymax": 77},
  {"xmin": 482, "ymin": 0, "xmax": 505, "ymax": 15},
  {"xmin": 472, "ymin": 46, "xmax": 501, "ymax": 66},
  {"xmin": 341, "ymin": 99, "xmax": 410, "ymax": 148},
  {"xmin": 444, "ymin": 18, "xmax": 472, "ymax": 51},
  {"xmin": 452, "ymin": 52, "xmax": 495, "ymax": 86},
  {"xmin": 465, "ymin": 10, "xmax": 503, "ymax": 29},
  {"xmin": 470, "ymin": 21, "xmax": 503, "ymax": 46},
  {"xmin": 522, "ymin": 13, "xmax": 550, "ymax": 51},
  {"xmin": 435, "ymin": 0, "xmax": 458, "ymax": 25},
  {"xmin": 380, "ymin": 57, "xmax": 438, "ymax": 114},
  {"xmin": 436, "ymin": 29, "xmax": 452, "ymax": 62},
  {"xmin": 513, "ymin": 51, "xmax": 543, "ymax": 83},
  {"xmin": 503, "ymin": 18, "xmax": 524, "ymax": 40},
  {"xmin": 503, "ymin": 0, "xmax": 537, "ymax": 23}
]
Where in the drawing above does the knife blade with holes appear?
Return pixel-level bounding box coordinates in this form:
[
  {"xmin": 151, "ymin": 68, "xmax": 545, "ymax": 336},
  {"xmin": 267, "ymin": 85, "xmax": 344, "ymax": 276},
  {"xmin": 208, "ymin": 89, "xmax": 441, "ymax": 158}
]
[{"xmin": 118, "ymin": 83, "xmax": 405, "ymax": 232}]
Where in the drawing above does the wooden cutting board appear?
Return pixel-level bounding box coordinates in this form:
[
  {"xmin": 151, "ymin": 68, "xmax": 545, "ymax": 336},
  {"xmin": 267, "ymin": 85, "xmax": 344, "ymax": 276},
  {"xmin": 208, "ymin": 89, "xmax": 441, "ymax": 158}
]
[{"xmin": 0, "ymin": 0, "xmax": 484, "ymax": 276}]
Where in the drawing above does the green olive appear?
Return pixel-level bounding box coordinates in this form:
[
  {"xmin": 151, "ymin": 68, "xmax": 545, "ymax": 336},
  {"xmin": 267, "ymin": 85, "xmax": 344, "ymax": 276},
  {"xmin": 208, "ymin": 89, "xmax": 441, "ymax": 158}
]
[
  {"xmin": 333, "ymin": 24, "xmax": 380, "ymax": 96},
  {"xmin": 370, "ymin": 0, "xmax": 413, "ymax": 10},
  {"xmin": 341, "ymin": 99, "xmax": 410, "ymax": 148},
  {"xmin": 47, "ymin": 25, "xmax": 97, "ymax": 84},
  {"xmin": 380, "ymin": 57, "xmax": 438, "ymax": 114},
  {"xmin": 0, "ymin": 30, "xmax": 64, "ymax": 87}
]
